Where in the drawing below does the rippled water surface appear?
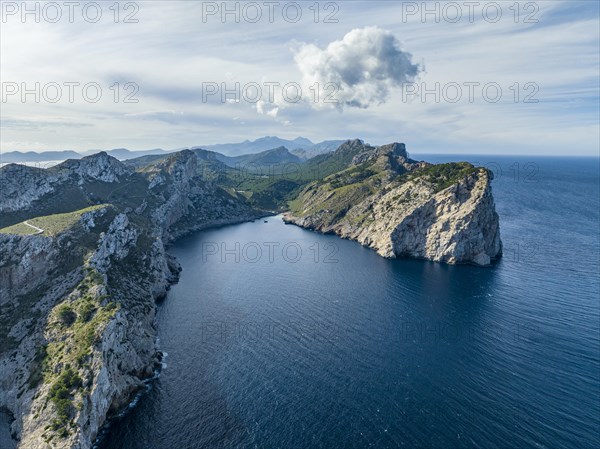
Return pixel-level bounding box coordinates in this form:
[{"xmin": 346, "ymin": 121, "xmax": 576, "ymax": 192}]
[{"xmin": 101, "ymin": 156, "xmax": 600, "ymax": 449}]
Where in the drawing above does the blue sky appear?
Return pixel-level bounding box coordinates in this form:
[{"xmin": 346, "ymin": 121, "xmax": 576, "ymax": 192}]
[{"xmin": 1, "ymin": 0, "xmax": 599, "ymax": 155}]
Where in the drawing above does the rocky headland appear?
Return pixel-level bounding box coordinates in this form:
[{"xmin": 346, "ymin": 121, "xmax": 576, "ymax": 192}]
[{"xmin": 283, "ymin": 140, "xmax": 502, "ymax": 265}]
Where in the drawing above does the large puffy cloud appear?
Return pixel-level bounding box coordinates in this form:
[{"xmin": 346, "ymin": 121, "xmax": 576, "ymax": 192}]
[{"xmin": 294, "ymin": 27, "xmax": 420, "ymax": 109}]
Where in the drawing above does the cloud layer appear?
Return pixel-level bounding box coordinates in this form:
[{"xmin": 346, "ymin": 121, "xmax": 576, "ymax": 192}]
[
  {"xmin": 1, "ymin": 1, "xmax": 597, "ymax": 154},
  {"xmin": 294, "ymin": 26, "xmax": 421, "ymax": 109}
]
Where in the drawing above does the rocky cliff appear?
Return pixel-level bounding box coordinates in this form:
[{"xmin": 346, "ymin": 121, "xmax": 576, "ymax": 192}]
[
  {"xmin": 283, "ymin": 141, "xmax": 502, "ymax": 265},
  {"xmin": 0, "ymin": 153, "xmax": 130, "ymax": 217},
  {"xmin": 0, "ymin": 151, "xmax": 259, "ymax": 448}
]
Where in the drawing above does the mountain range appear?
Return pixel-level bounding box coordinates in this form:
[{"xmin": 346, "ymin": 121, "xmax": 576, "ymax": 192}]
[{"xmin": 0, "ymin": 137, "xmax": 348, "ymax": 164}]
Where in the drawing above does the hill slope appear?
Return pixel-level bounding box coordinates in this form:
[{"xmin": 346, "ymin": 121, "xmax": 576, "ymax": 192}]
[{"xmin": 284, "ymin": 141, "xmax": 502, "ymax": 265}]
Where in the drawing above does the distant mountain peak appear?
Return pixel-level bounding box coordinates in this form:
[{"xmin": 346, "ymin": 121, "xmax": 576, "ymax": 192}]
[
  {"xmin": 377, "ymin": 142, "xmax": 408, "ymax": 159},
  {"xmin": 267, "ymin": 146, "xmax": 290, "ymax": 153},
  {"xmin": 61, "ymin": 150, "xmax": 130, "ymax": 182},
  {"xmin": 86, "ymin": 150, "xmax": 109, "ymax": 158},
  {"xmin": 201, "ymin": 136, "xmax": 344, "ymax": 157}
]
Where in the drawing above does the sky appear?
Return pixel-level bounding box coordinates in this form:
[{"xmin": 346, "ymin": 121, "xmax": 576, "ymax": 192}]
[{"xmin": 0, "ymin": 0, "xmax": 599, "ymax": 155}]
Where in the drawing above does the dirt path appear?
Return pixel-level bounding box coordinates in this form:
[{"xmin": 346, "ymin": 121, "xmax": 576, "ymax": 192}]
[{"xmin": 23, "ymin": 221, "xmax": 44, "ymax": 235}]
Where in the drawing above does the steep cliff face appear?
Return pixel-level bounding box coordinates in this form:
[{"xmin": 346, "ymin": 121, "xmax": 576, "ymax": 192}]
[
  {"xmin": 14, "ymin": 211, "xmax": 171, "ymax": 449},
  {"xmin": 0, "ymin": 151, "xmax": 259, "ymax": 449},
  {"xmin": 0, "ymin": 207, "xmax": 117, "ymax": 448},
  {"xmin": 0, "ymin": 153, "xmax": 131, "ymax": 216},
  {"xmin": 386, "ymin": 170, "xmax": 501, "ymax": 265},
  {"xmin": 0, "ymin": 235, "xmax": 58, "ymax": 306},
  {"xmin": 284, "ymin": 142, "xmax": 502, "ymax": 265},
  {"xmin": 144, "ymin": 150, "xmax": 261, "ymax": 241}
]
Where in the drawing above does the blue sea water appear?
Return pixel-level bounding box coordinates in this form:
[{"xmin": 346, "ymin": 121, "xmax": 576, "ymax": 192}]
[{"xmin": 100, "ymin": 156, "xmax": 600, "ymax": 449}]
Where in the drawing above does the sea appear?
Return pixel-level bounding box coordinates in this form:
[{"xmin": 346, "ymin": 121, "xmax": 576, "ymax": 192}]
[{"xmin": 69, "ymin": 155, "xmax": 600, "ymax": 448}]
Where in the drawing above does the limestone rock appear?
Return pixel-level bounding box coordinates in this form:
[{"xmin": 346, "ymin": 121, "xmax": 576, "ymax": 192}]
[
  {"xmin": 284, "ymin": 155, "xmax": 501, "ymax": 266},
  {"xmin": 90, "ymin": 214, "xmax": 138, "ymax": 273}
]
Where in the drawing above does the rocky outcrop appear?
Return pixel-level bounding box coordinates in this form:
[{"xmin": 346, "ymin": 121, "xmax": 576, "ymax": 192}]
[
  {"xmin": 0, "ymin": 235, "xmax": 58, "ymax": 305},
  {"xmin": 0, "ymin": 153, "xmax": 130, "ymax": 215},
  {"xmin": 89, "ymin": 214, "xmax": 138, "ymax": 273},
  {"xmin": 386, "ymin": 170, "xmax": 501, "ymax": 265},
  {"xmin": 14, "ymin": 217, "xmax": 169, "ymax": 449},
  {"xmin": 283, "ymin": 143, "xmax": 502, "ymax": 266},
  {"xmin": 0, "ymin": 165, "xmax": 57, "ymax": 213},
  {"xmin": 61, "ymin": 152, "xmax": 130, "ymax": 185},
  {"xmin": 143, "ymin": 150, "xmax": 259, "ymax": 241},
  {"xmin": 0, "ymin": 237, "xmax": 87, "ymax": 446}
]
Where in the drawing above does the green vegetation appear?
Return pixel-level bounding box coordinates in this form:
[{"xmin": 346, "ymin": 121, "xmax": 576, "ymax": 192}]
[
  {"xmin": 287, "ymin": 149, "xmax": 484, "ymax": 230},
  {"xmin": 216, "ymin": 147, "xmax": 482, "ymax": 216},
  {"xmin": 1, "ymin": 208, "xmax": 115, "ymax": 354},
  {"xmin": 407, "ymin": 162, "xmax": 479, "ymax": 192},
  {"xmin": 290, "ymin": 178, "xmax": 376, "ymax": 224},
  {"xmin": 215, "ymin": 165, "xmax": 306, "ymax": 210},
  {"xmin": 0, "ymin": 222, "xmax": 38, "ymax": 235},
  {"xmin": 78, "ymin": 301, "xmax": 97, "ymax": 323},
  {"xmin": 47, "ymin": 365, "xmax": 82, "ymax": 436},
  {"xmin": 40, "ymin": 267, "xmax": 119, "ymax": 440},
  {"xmin": 206, "ymin": 141, "xmax": 375, "ymax": 211},
  {"xmin": 238, "ymin": 179, "xmax": 303, "ymax": 210},
  {"xmin": 56, "ymin": 304, "xmax": 77, "ymax": 326},
  {"xmin": 27, "ymin": 345, "xmax": 49, "ymax": 389},
  {"xmin": 0, "ymin": 204, "xmax": 110, "ymax": 236},
  {"xmin": 302, "ymin": 141, "xmax": 368, "ymax": 180},
  {"xmin": 46, "ymin": 288, "xmax": 118, "ymax": 371},
  {"xmin": 327, "ymin": 163, "xmax": 377, "ymax": 190},
  {"xmin": 288, "ymin": 153, "xmax": 387, "ymax": 222}
]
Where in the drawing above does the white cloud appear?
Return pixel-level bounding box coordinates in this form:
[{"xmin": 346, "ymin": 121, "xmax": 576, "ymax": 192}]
[
  {"xmin": 294, "ymin": 26, "xmax": 420, "ymax": 110},
  {"xmin": 256, "ymin": 100, "xmax": 279, "ymax": 118}
]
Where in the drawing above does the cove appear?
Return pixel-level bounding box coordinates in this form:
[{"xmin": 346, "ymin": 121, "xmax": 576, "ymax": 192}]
[{"xmin": 100, "ymin": 156, "xmax": 600, "ymax": 449}]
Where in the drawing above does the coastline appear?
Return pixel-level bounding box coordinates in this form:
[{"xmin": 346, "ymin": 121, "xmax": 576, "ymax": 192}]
[{"xmin": 90, "ymin": 212, "xmax": 274, "ymax": 448}]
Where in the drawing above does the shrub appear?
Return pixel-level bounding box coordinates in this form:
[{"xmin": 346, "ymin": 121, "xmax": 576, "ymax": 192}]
[
  {"xmin": 104, "ymin": 301, "xmax": 118, "ymax": 312},
  {"xmin": 78, "ymin": 302, "xmax": 96, "ymax": 323},
  {"xmin": 48, "ymin": 366, "xmax": 82, "ymax": 426},
  {"xmin": 56, "ymin": 304, "xmax": 76, "ymax": 327},
  {"xmin": 27, "ymin": 345, "xmax": 48, "ymax": 389},
  {"xmin": 409, "ymin": 162, "xmax": 479, "ymax": 192}
]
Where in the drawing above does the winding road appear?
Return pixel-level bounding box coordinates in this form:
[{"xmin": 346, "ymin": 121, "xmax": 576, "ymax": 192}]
[{"xmin": 23, "ymin": 221, "xmax": 44, "ymax": 235}]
